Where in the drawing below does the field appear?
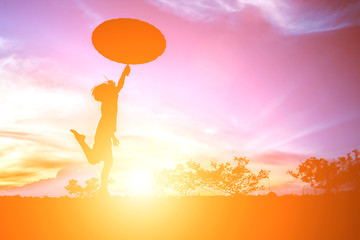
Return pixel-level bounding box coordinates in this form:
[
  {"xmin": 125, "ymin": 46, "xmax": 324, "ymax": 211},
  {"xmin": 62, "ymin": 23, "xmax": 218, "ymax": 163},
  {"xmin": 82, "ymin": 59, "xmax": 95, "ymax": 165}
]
[{"xmin": 1, "ymin": 192, "xmax": 359, "ymax": 240}]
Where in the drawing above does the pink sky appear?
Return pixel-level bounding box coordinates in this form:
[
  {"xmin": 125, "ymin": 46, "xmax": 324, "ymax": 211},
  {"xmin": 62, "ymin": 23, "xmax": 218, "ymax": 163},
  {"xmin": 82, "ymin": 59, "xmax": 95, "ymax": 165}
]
[{"xmin": 0, "ymin": 0, "xmax": 359, "ymax": 196}]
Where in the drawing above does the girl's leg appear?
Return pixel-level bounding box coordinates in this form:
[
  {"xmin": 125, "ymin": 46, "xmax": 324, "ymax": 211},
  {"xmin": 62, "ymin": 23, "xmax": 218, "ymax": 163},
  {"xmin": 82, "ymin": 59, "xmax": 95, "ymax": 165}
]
[
  {"xmin": 70, "ymin": 129, "xmax": 98, "ymax": 165},
  {"xmin": 99, "ymin": 149, "xmax": 113, "ymax": 195}
]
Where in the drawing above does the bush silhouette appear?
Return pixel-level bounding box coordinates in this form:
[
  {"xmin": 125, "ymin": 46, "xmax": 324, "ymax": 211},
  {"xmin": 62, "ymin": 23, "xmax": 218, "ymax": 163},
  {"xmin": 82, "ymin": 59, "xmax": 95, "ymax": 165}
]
[
  {"xmin": 65, "ymin": 178, "xmax": 100, "ymax": 197},
  {"xmin": 155, "ymin": 157, "xmax": 270, "ymax": 196}
]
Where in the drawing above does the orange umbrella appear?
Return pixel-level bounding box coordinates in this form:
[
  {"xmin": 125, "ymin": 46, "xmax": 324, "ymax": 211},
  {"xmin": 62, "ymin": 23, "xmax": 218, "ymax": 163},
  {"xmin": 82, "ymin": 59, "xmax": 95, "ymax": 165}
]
[{"xmin": 92, "ymin": 18, "xmax": 166, "ymax": 64}]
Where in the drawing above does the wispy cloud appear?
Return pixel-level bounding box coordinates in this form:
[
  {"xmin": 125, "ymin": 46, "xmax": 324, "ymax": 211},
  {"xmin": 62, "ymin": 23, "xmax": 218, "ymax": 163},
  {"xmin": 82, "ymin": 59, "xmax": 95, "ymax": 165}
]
[
  {"xmin": 0, "ymin": 170, "xmax": 37, "ymax": 183},
  {"xmin": 251, "ymin": 150, "xmax": 309, "ymax": 165},
  {"xmin": 0, "ymin": 143, "xmax": 77, "ymax": 187},
  {"xmin": 72, "ymin": 0, "xmax": 104, "ymax": 28},
  {"xmin": 1, "ymin": 164, "xmax": 98, "ymax": 197},
  {"xmin": 0, "ymin": 37, "xmax": 20, "ymax": 51},
  {"xmin": 0, "ymin": 55, "xmax": 79, "ymax": 88},
  {"xmin": 0, "ymin": 54, "xmax": 98, "ymax": 192},
  {"xmin": 21, "ymin": 157, "xmax": 73, "ymax": 170},
  {"xmin": 267, "ymin": 113, "xmax": 360, "ymax": 150},
  {"xmin": 149, "ymin": 0, "xmax": 360, "ymax": 34}
]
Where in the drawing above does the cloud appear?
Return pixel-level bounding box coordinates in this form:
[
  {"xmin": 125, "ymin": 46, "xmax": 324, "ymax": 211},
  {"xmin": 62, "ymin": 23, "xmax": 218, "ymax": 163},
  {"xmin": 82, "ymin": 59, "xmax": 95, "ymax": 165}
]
[
  {"xmin": 20, "ymin": 157, "xmax": 73, "ymax": 170},
  {"xmin": 0, "ymin": 131, "xmax": 51, "ymax": 145},
  {"xmin": 0, "ymin": 54, "xmax": 74, "ymax": 88},
  {"xmin": 0, "ymin": 130, "xmax": 74, "ymax": 153},
  {"xmin": 267, "ymin": 113, "xmax": 360, "ymax": 151},
  {"xmin": 0, "ymin": 170, "xmax": 37, "ymax": 182},
  {"xmin": 149, "ymin": 0, "xmax": 360, "ymax": 34},
  {"xmin": 251, "ymin": 150, "xmax": 309, "ymax": 165},
  {"xmin": 1, "ymin": 164, "xmax": 98, "ymax": 197},
  {"xmin": 0, "ymin": 135, "xmax": 82, "ymax": 192},
  {"xmin": 0, "ymin": 150, "xmax": 77, "ymax": 183},
  {"xmin": 72, "ymin": 0, "xmax": 104, "ymax": 28},
  {"xmin": 0, "ymin": 37, "xmax": 20, "ymax": 51},
  {"xmin": 0, "ymin": 54, "xmax": 105, "ymax": 196},
  {"xmin": 0, "ymin": 54, "xmax": 96, "ymax": 139},
  {"xmin": 0, "ymin": 131, "xmax": 31, "ymax": 140}
]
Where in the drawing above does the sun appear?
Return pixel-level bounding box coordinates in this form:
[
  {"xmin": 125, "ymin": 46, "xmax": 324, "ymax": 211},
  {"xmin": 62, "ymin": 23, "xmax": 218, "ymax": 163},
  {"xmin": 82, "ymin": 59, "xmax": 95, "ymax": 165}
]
[{"xmin": 127, "ymin": 170, "xmax": 153, "ymax": 195}]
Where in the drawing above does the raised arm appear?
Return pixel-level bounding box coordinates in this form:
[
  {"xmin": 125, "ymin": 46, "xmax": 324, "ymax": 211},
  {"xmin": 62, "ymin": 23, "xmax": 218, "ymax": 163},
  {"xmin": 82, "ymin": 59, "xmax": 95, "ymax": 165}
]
[{"xmin": 116, "ymin": 64, "xmax": 131, "ymax": 93}]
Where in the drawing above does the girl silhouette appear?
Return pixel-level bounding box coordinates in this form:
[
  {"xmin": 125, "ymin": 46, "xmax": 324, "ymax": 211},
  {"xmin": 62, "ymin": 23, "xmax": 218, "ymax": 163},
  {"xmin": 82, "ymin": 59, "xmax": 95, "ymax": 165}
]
[{"xmin": 71, "ymin": 64, "xmax": 130, "ymax": 195}]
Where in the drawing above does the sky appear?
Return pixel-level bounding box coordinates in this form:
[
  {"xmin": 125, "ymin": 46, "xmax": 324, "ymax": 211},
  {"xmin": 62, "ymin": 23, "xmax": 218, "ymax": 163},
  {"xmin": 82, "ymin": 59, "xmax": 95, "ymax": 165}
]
[{"xmin": 0, "ymin": 0, "xmax": 359, "ymax": 196}]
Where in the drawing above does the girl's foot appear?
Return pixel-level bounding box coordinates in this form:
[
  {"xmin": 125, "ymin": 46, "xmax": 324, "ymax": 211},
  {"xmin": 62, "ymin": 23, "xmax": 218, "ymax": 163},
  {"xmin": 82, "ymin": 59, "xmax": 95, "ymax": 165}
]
[
  {"xmin": 98, "ymin": 186, "xmax": 110, "ymax": 197},
  {"xmin": 70, "ymin": 129, "xmax": 85, "ymax": 142}
]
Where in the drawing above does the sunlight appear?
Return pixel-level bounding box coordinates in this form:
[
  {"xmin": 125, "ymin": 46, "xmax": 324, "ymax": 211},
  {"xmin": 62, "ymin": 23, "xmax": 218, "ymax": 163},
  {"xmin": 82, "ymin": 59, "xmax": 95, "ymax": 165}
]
[{"xmin": 127, "ymin": 170, "xmax": 153, "ymax": 195}]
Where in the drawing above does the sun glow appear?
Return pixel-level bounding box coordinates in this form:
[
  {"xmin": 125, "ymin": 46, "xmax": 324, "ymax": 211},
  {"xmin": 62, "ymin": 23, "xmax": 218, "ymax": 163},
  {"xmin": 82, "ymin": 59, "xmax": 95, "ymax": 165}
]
[{"xmin": 126, "ymin": 170, "xmax": 153, "ymax": 195}]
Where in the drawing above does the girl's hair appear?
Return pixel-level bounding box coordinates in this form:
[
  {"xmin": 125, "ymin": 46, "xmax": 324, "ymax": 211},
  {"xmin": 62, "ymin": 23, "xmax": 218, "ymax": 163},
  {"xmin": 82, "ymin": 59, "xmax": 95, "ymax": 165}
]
[{"xmin": 91, "ymin": 80, "xmax": 116, "ymax": 102}]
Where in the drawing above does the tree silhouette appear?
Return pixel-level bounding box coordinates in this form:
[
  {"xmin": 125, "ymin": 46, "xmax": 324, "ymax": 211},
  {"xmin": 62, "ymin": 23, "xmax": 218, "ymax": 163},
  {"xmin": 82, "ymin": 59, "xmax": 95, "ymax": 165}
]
[
  {"xmin": 288, "ymin": 148, "xmax": 360, "ymax": 194},
  {"xmin": 155, "ymin": 157, "xmax": 270, "ymax": 196},
  {"xmin": 155, "ymin": 161, "xmax": 203, "ymax": 196},
  {"xmin": 338, "ymin": 149, "xmax": 360, "ymax": 190},
  {"xmin": 65, "ymin": 178, "xmax": 100, "ymax": 198},
  {"xmin": 206, "ymin": 157, "xmax": 270, "ymax": 196},
  {"xmin": 288, "ymin": 157, "xmax": 335, "ymax": 194}
]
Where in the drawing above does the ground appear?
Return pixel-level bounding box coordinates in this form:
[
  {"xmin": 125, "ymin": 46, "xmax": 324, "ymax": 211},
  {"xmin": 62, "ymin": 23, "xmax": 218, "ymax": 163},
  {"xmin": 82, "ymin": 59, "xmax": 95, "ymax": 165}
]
[{"xmin": 1, "ymin": 192, "xmax": 359, "ymax": 240}]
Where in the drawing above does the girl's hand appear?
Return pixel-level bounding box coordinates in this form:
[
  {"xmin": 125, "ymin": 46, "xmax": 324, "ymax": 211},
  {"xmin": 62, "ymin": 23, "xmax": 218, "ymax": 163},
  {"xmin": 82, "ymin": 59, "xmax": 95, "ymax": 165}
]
[
  {"xmin": 112, "ymin": 137, "xmax": 120, "ymax": 146},
  {"xmin": 124, "ymin": 64, "xmax": 131, "ymax": 76}
]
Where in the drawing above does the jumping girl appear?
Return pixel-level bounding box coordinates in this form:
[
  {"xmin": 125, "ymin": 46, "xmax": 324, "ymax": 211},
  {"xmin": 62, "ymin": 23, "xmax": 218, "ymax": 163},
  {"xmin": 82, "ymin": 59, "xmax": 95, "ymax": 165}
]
[{"xmin": 70, "ymin": 64, "xmax": 131, "ymax": 195}]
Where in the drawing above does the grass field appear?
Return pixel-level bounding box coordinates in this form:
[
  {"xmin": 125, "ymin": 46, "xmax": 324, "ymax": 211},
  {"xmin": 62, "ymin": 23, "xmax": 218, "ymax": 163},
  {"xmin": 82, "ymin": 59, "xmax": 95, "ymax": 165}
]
[{"xmin": 1, "ymin": 192, "xmax": 359, "ymax": 240}]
